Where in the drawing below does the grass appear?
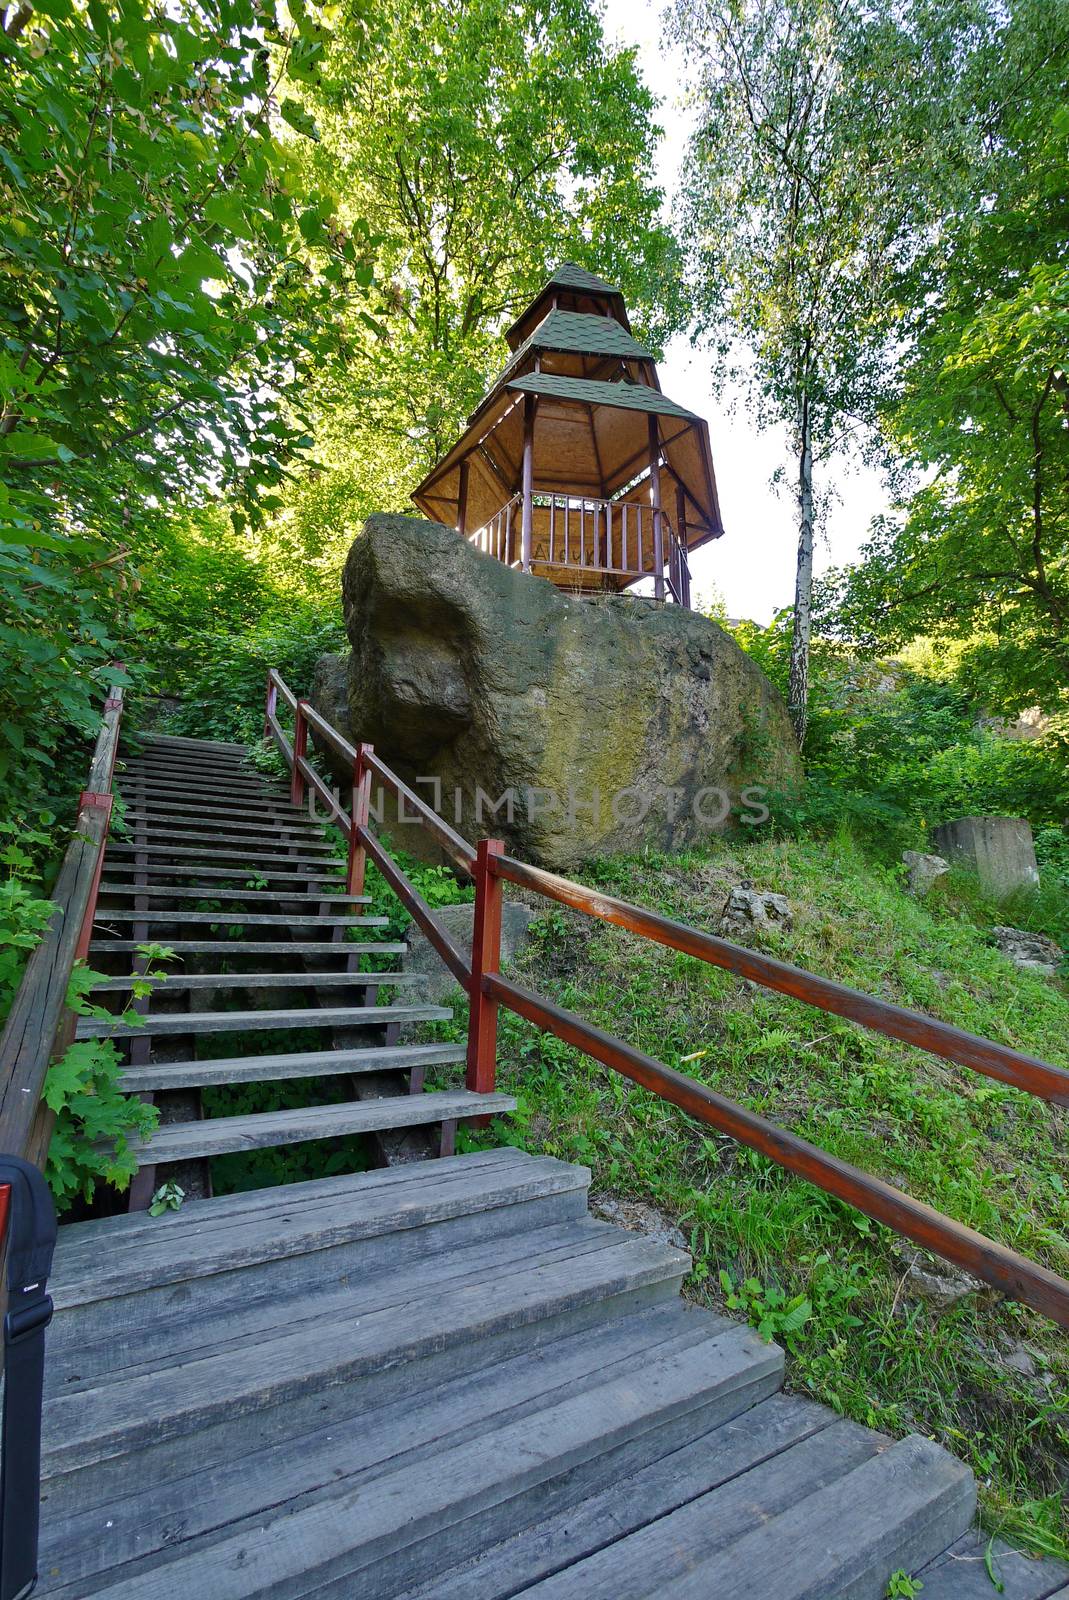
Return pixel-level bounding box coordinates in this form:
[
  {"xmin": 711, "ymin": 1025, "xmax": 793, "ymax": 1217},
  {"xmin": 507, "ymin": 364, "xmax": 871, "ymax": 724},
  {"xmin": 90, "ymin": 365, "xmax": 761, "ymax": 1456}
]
[{"xmin": 416, "ymin": 826, "xmax": 1069, "ymax": 1561}]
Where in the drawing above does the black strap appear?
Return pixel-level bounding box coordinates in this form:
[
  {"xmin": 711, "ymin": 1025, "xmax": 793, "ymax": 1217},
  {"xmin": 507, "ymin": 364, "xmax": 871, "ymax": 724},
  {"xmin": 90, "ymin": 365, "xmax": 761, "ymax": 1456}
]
[{"xmin": 0, "ymin": 1157, "xmax": 56, "ymax": 1600}]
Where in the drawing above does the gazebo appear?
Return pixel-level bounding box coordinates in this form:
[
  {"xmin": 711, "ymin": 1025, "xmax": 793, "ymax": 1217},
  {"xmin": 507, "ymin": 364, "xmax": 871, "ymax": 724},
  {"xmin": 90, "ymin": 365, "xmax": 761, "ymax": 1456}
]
[{"xmin": 412, "ymin": 263, "xmax": 724, "ymax": 607}]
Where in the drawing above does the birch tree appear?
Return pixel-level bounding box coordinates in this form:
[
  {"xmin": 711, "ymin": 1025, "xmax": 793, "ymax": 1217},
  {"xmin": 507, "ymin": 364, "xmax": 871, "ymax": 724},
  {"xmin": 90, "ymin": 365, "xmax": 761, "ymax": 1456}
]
[{"xmin": 673, "ymin": 0, "xmax": 931, "ymax": 742}]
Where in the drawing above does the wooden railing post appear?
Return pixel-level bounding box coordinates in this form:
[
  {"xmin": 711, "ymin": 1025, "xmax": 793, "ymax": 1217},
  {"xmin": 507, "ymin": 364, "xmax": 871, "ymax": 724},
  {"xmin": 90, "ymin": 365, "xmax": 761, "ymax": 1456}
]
[
  {"xmin": 348, "ymin": 742, "xmax": 374, "ymax": 897},
  {"xmin": 74, "ymin": 790, "xmax": 114, "ymax": 962},
  {"xmin": 291, "ymin": 699, "xmax": 309, "ymax": 808},
  {"xmin": 264, "ymin": 670, "xmax": 277, "ymax": 738},
  {"xmin": 467, "ymin": 838, "xmax": 504, "ymax": 1093}
]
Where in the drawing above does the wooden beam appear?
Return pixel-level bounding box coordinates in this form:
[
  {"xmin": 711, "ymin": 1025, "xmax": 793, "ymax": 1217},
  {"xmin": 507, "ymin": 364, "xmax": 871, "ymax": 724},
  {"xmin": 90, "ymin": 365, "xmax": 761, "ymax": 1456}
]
[
  {"xmin": 648, "ymin": 413, "xmax": 665, "ymax": 600},
  {"xmin": 520, "ymin": 392, "xmax": 535, "ymax": 572},
  {"xmin": 457, "ymin": 459, "xmax": 470, "ymax": 538}
]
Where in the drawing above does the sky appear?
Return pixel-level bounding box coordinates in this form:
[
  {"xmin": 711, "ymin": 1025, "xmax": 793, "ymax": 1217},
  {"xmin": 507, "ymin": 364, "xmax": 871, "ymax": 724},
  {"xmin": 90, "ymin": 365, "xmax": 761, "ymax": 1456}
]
[{"xmin": 601, "ymin": 0, "xmax": 891, "ymax": 624}]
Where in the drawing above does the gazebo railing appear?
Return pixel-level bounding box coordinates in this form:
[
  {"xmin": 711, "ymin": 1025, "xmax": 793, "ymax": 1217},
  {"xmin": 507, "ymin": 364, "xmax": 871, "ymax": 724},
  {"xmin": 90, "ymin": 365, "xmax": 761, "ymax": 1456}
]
[{"xmin": 468, "ymin": 491, "xmax": 691, "ymax": 604}]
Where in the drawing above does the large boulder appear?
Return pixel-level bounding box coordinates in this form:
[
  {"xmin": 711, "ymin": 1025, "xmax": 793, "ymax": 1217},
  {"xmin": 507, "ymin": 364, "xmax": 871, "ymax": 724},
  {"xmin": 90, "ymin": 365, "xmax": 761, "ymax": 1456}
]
[{"xmin": 315, "ymin": 514, "xmax": 800, "ymax": 870}]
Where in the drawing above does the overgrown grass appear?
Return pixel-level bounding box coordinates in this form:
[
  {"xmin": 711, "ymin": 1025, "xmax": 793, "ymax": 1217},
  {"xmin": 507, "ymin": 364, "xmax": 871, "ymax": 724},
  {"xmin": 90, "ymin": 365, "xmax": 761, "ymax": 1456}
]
[{"xmin": 420, "ymin": 828, "xmax": 1068, "ymax": 1559}]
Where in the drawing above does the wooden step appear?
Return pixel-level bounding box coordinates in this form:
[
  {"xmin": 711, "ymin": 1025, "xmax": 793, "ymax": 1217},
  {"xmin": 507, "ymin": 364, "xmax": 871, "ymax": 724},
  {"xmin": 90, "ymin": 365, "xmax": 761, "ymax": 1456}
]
[
  {"xmin": 138, "ymin": 734, "xmax": 248, "ymax": 752},
  {"xmin": 97, "ymin": 862, "xmax": 349, "ymax": 887},
  {"xmin": 89, "ymin": 971, "xmax": 416, "ymax": 992},
  {"xmin": 411, "ymin": 1392, "xmax": 843, "ymax": 1600},
  {"xmin": 110, "ymin": 1088, "xmax": 513, "ymax": 1165},
  {"xmin": 915, "ymin": 1531, "xmax": 1069, "ymax": 1599},
  {"xmin": 118, "ymin": 812, "xmax": 333, "ymax": 841},
  {"xmin": 40, "ymin": 1318, "xmax": 780, "ymax": 1599},
  {"xmin": 48, "ymin": 1151, "xmax": 592, "ymax": 1332},
  {"xmin": 96, "ymin": 883, "xmax": 370, "ymax": 904},
  {"xmin": 540, "ymin": 1435, "xmax": 973, "ymax": 1600},
  {"xmin": 117, "ymin": 807, "xmax": 328, "ymax": 835},
  {"xmin": 40, "ymin": 1212, "xmax": 685, "ymax": 1484},
  {"xmin": 89, "ymin": 938, "xmax": 403, "ymax": 955},
  {"xmin": 77, "ymin": 1002, "xmax": 445, "ymax": 1038},
  {"xmin": 109, "ymin": 827, "xmax": 337, "ymax": 854},
  {"xmin": 91, "ymin": 909, "xmax": 388, "ymax": 928},
  {"xmin": 118, "ymin": 776, "xmax": 290, "ymax": 801},
  {"xmin": 38, "ymin": 1301, "xmax": 718, "ymax": 1581},
  {"xmin": 104, "ymin": 842, "xmax": 344, "ymax": 868},
  {"xmin": 116, "ymin": 1041, "xmax": 466, "ymax": 1091},
  {"xmin": 116, "ymin": 800, "xmax": 329, "ymax": 825}
]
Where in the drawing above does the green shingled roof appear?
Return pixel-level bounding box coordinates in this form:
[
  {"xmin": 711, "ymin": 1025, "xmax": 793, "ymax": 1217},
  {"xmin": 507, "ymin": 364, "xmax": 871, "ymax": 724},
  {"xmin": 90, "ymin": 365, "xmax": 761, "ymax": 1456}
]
[
  {"xmin": 508, "ymin": 309, "xmax": 653, "ymax": 367},
  {"xmin": 545, "ymin": 261, "xmax": 621, "ymax": 296},
  {"xmin": 506, "ymin": 373, "xmax": 698, "ymax": 421}
]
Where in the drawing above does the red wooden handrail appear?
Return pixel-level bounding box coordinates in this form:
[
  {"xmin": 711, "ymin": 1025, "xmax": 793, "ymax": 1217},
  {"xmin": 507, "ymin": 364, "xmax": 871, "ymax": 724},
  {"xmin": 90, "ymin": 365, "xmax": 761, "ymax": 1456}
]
[
  {"xmin": 263, "ymin": 670, "xmax": 1069, "ymax": 1327},
  {"xmin": 0, "ymin": 680, "xmax": 125, "ymax": 1169}
]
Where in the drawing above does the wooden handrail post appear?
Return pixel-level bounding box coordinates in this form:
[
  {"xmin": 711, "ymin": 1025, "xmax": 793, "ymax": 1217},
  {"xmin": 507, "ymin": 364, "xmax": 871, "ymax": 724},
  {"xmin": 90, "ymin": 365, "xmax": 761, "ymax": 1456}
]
[
  {"xmin": 74, "ymin": 790, "xmax": 114, "ymax": 963},
  {"xmin": 348, "ymin": 742, "xmax": 374, "ymax": 896},
  {"xmin": 264, "ymin": 670, "xmax": 277, "ymax": 738},
  {"xmin": 467, "ymin": 838, "xmax": 504, "ymax": 1094},
  {"xmin": 291, "ymin": 699, "xmax": 309, "ymax": 808}
]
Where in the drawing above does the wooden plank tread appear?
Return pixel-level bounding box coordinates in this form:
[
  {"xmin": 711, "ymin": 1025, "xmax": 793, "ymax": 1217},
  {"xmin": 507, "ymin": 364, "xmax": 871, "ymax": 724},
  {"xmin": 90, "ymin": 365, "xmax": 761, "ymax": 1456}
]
[
  {"xmin": 104, "ymin": 842, "xmax": 342, "ymax": 867},
  {"xmin": 96, "ymin": 884, "xmax": 370, "ymax": 904},
  {"xmin": 117, "ymin": 1042, "xmax": 466, "ymax": 1090},
  {"xmin": 77, "ymin": 1002, "xmax": 448, "ymax": 1038},
  {"xmin": 89, "ymin": 971, "xmax": 417, "ymax": 991},
  {"xmin": 113, "ymin": 1089, "xmax": 516, "ymax": 1162},
  {"xmin": 89, "ymin": 939, "xmax": 404, "ymax": 954},
  {"xmin": 92, "ymin": 910, "xmax": 388, "ymax": 928}
]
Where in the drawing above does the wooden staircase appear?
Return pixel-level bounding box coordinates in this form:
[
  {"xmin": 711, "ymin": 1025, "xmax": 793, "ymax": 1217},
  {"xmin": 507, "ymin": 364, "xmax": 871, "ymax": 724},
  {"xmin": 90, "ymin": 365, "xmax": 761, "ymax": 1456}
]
[
  {"xmin": 20, "ymin": 727, "xmax": 1069, "ymax": 1596},
  {"xmin": 37, "ymin": 1148, "xmax": 1063, "ymax": 1599},
  {"xmin": 86, "ymin": 732, "xmax": 513, "ymax": 1200}
]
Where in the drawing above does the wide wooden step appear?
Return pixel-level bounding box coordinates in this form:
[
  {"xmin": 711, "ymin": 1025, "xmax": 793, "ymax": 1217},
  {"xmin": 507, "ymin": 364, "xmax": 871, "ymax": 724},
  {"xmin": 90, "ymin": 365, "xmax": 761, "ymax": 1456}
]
[
  {"xmin": 40, "ymin": 1210, "xmax": 687, "ymax": 1485},
  {"xmin": 138, "ymin": 734, "xmax": 248, "ymax": 752},
  {"xmin": 48, "ymin": 1151, "xmax": 591, "ymax": 1331},
  {"xmin": 111, "ymin": 1088, "xmax": 515, "ymax": 1165},
  {"xmin": 77, "ymin": 1002, "xmax": 448, "ymax": 1038},
  {"xmin": 117, "ymin": 800, "xmax": 328, "ymax": 825},
  {"xmin": 118, "ymin": 777, "xmax": 291, "ymax": 801},
  {"xmin": 116, "ymin": 1041, "xmax": 465, "ymax": 1091},
  {"xmin": 44, "ymin": 1321, "xmax": 780, "ymax": 1600}
]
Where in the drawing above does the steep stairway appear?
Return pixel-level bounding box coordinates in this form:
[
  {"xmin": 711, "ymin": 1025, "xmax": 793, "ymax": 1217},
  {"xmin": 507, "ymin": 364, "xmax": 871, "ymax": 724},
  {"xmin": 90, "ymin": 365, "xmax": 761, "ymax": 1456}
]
[
  {"xmin": 87, "ymin": 732, "xmax": 512, "ymax": 1203},
  {"xmin": 33, "ymin": 1148, "xmax": 1025, "ymax": 1599}
]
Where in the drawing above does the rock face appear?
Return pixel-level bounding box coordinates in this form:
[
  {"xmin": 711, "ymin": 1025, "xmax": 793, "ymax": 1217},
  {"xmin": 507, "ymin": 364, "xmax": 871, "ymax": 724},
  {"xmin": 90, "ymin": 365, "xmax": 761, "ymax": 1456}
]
[
  {"xmin": 901, "ymin": 850, "xmax": 950, "ymax": 897},
  {"xmin": 402, "ymin": 900, "xmax": 537, "ymax": 1003},
  {"xmin": 991, "ymin": 925, "xmax": 1064, "ymax": 975},
  {"xmin": 931, "ymin": 816, "xmax": 1039, "ymax": 897},
  {"xmin": 719, "ymin": 885, "xmax": 793, "ymax": 940},
  {"xmin": 317, "ymin": 514, "xmax": 800, "ymax": 870}
]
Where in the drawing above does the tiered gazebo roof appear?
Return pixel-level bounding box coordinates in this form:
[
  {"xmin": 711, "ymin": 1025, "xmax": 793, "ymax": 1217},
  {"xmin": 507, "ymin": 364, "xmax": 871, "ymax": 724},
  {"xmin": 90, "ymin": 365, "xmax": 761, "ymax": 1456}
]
[{"xmin": 413, "ymin": 263, "xmax": 724, "ymax": 605}]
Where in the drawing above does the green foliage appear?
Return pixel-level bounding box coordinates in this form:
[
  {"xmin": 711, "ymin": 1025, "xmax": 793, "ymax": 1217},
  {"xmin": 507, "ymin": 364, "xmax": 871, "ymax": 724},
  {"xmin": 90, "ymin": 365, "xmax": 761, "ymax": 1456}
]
[
  {"xmin": 270, "ymin": 0, "xmax": 683, "ymax": 570},
  {"xmin": 149, "ymin": 1181, "xmax": 186, "ymax": 1217},
  {"xmin": 0, "ymin": 0, "xmax": 368, "ymax": 822},
  {"xmin": 886, "ymin": 1572, "xmax": 923, "ymax": 1599},
  {"xmin": 731, "ymin": 615, "xmax": 1069, "ymax": 863},
  {"xmin": 820, "ymin": 5, "xmax": 1069, "ymax": 717},
  {"xmin": 717, "ymin": 1268, "xmax": 813, "ymax": 1348},
  {"xmin": 155, "ymin": 598, "xmax": 345, "ymax": 746}
]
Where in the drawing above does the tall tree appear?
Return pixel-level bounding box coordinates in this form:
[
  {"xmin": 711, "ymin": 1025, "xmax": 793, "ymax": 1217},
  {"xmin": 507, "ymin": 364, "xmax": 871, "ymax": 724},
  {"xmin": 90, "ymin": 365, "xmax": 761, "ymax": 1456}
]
[
  {"xmin": 273, "ymin": 0, "xmax": 683, "ymax": 570},
  {"xmin": 820, "ymin": 1, "xmax": 1069, "ymax": 718},
  {"xmin": 0, "ymin": 0, "xmax": 366, "ymax": 810},
  {"xmin": 672, "ymin": 0, "xmax": 937, "ymax": 742}
]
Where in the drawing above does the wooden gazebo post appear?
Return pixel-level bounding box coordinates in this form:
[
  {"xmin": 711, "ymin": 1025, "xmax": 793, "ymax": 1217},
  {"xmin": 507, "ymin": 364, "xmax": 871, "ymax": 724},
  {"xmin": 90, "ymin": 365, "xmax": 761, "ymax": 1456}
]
[
  {"xmin": 648, "ymin": 414, "xmax": 665, "ymax": 601},
  {"xmin": 457, "ymin": 459, "xmax": 470, "ymax": 540},
  {"xmin": 521, "ymin": 392, "xmax": 535, "ymax": 572}
]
